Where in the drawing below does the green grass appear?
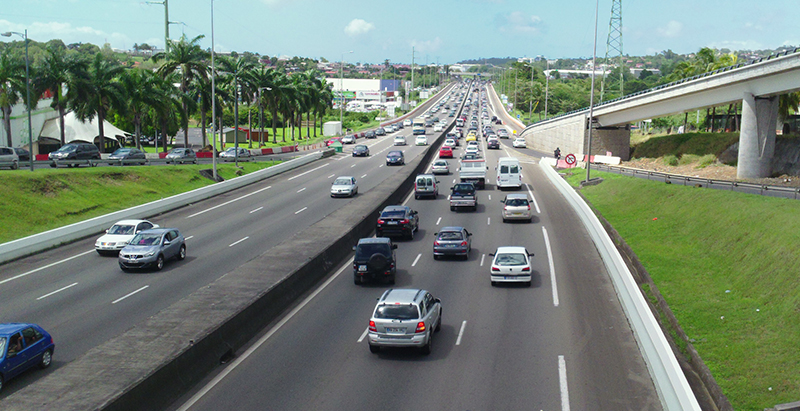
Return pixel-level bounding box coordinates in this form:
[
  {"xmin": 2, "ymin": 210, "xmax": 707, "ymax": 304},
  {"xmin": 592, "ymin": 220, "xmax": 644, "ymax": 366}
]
[
  {"xmin": 0, "ymin": 162, "xmax": 278, "ymax": 244},
  {"xmin": 630, "ymin": 132, "xmax": 740, "ymax": 159},
  {"xmin": 564, "ymin": 168, "xmax": 800, "ymax": 410}
]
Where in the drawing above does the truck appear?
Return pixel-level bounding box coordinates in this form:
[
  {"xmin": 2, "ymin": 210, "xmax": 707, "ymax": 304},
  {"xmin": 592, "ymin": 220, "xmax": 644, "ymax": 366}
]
[
  {"xmin": 412, "ymin": 118, "xmax": 426, "ymax": 135},
  {"xmin": 458, "ymin": 158, "xmax": 487, "ymax": 189},
  {"xmin": 449, "ymin": 182, "xmax": 478, "ymax": 211}
]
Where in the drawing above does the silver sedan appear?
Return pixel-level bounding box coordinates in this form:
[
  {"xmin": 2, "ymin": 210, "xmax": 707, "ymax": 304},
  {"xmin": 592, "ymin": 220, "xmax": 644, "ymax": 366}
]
[{"xmin": 330, "ymin": 176, "xmax": 358, "ymax": 198}]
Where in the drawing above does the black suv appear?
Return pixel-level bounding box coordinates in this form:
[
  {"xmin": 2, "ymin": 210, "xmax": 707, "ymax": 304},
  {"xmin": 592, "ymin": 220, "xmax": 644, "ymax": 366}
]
[
  {"xmin": 48, "ymin": 143, "xmax": 101, "ymax": 167},
  {"xmin": 376, "ymin": 205, "xmax": 419, "ymax": 240},
  {"xmin": 353, "ymin": 237, "xmax": 397, "ymax": 285}
]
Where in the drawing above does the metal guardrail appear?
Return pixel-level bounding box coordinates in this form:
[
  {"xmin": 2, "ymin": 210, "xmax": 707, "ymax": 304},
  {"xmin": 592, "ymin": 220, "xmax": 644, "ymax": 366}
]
[{"xmin": 591, "ymin": 163, "xmax": 800, "ymax": 200}]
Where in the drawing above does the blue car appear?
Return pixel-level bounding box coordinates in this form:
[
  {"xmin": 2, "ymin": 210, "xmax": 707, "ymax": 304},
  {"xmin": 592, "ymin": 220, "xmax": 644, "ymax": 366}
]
[{"xmin": 0, "ymin": 323, "xmax": 55, "ymax": 392}]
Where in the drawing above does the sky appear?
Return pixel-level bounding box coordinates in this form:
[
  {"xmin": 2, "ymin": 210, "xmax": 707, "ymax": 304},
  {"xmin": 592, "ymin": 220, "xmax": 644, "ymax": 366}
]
[{"xmin": 1, "ymin": 0, "xmax": 798, "ymax": 64}]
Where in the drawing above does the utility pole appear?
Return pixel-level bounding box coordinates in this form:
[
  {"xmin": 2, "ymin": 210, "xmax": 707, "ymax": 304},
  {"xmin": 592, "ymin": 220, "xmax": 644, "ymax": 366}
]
[
  {"xmin": 587, "ymin": 0, "xmax": 600, "ymax": 183},
  {"xmin": 146, "ymin": 0, "xmax": 170, "ymax": 52},
  {"xmin": 600, "ymin": 0, "xmax": 623, "ymax": 102}
]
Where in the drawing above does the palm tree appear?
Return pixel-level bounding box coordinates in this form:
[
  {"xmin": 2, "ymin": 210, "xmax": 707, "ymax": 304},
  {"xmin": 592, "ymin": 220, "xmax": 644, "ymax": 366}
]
[
  {"xmin": 67, "ymin": 53, "xmax": 126, "ymax": 153},
  {"xmin": 217, "ymin": 55, "xmax": 256, "ymax": 150},
  {"xmin": 150, "ymin": 72, "xmax": 184, "ymax": 151},
  {"xmin": 0, "ymin": 48, "xmax": 25, "ymax": 147},
  {"xmin": 33, "ymin": 44, "xmax": 87, "ymax": 145},
  {"xmin": 264, "ymin": 71, "xmax": 292, "ymax": 143},
  {"xmin": 119, "ymin": 68, "xmax": 167, "ymax": 148},
  {"xmin": 190, "ymin": 75, "xmax": 216, "ymax": 147},
  {"xmin": 152, "ymin": 34, "xmax": 209, "ymax": 148}
]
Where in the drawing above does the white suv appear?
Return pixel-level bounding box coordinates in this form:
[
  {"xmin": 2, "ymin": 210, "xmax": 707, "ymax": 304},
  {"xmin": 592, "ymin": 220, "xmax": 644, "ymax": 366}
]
[
  {"xmin": 0, "ymin": 147, "xmax": 20, "ymax": 170},
  {"xmin": 368, "ymin": 289, "xmax": 442, "ymax": 355}
]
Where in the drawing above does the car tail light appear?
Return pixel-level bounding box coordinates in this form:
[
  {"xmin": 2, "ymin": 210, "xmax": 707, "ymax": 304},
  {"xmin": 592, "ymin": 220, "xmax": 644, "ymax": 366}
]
[
  {"xmin": 369, "ymin": 321, "xmax": 377, "ymax": 332},
  {"xmin": 522, "ymin": 266, "xmax": 531, "ymax": 272},
  {"xmin": 503, "ymin": 206, "xmax": 508, "ymax": 210},
  {"xmin": 377, "ymin": 219, "xmax": 385, "ymax": 224},
  {"xmin": 434, "ymin": 241, "xmax": 440, "ymax": 246},
  {"xmin": 461, "ymin": 241, "xmax": 468, "ymax": 246},
  {"xmin": 415, "ymin": 322, "xmax": 426, "ymax": 333},
  {"xmin": 492, "ymin": 267, "xmax": 500, "ymax": 271},
  {"xmin": 527, "ymin": 205, "xmax": 531, "ymax": 210},
  {"xmin": 401, "ymin": 219, "xmax": 409, "ymax": 224}
]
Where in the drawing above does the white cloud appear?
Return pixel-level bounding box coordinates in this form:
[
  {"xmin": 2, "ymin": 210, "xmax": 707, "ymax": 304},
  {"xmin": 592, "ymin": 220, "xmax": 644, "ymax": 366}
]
[
  {"xmin": 657, "ymin": 21, "xmax": 683, "ymax": 38},
  {"xmin": 344, "ymin": 19, "xmax": 375, "ymax": 37},
  {"xmin": 708, "ymin": 40, "xmax": 764, "ymax": 51},
  {"xmin": 410, "ymin": 37, "xmax": 442, "ymax": 53},
  {"xmin": 1, "ymin": 19, "xmax": 138, "ymax": 48},
  {"xmin": 498, "ymin": 11, "xmax": 543, "ymax": 35}
]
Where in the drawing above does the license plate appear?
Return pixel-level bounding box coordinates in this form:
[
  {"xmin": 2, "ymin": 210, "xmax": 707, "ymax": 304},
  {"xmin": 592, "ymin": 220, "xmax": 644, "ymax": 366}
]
[
  {"xmin": 387, "ymin": 221, "xmax": 398, "ymax": 225},
  {"xmin": 358, "ymin": 265, "xmax": 367, "ymax": 271},
  {"xmin": 447, "ymin": 244, "xmax": 457, "ymax": 248},
  {"xmin": 386, "ymin": 328, "xmax": 404, "ymax": 333}
]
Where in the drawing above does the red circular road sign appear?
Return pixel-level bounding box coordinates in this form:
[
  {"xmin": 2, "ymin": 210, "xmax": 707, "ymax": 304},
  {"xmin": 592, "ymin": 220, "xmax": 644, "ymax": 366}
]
[{"xmin": 565, "ymin": 154, "xmax": 577, "ymax": 165}]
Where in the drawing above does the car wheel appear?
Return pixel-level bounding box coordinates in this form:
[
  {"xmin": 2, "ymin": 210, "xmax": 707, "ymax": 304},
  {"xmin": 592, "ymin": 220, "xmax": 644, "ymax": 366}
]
[
  {"xmin": 435, "ymin": 312, "xmax": 442, "ymax": 332},
  {"xmin": 354, "ymin": 275, "xmax": 362, "ymax": 285},
  {"xmin": 450, "ymin": 206, "xmax": 455, "ymax": 211},
  {"xmin": 39, "ymin": 349, "xmax": 53, "ymax": 369},
  {"xmin": 11, "ymin": 162, "xmax": 18, "ymax": 170},
  {"xmin": 420, "ymin": 331, "xmax": 432, "ymax": 355},
  {"xmin": 387, "ymin": 275, "xmax": 395, "ymax": 285},
  {"xmin": 120, "ymin": 264, "xmax": 129, "ymax": 272},
  {"xmin": 407, "ymin": 228, "xmax": 414, "ymax": 240},
  {"xmin": 369, "ymin": 344, "xmax": 380, "ymax": 353},
  {"xmin": 491, "ymin": 281, "xmax": 497, "ymax": 286},
  {"xmin": 414, "ymin": 194, "xmax": 419, "ymax": 200},
  {"xmin": 0, "ymin": 375, "xmax": 4, "ymax": 392},
  {"xmin": 155, "ymin": 255, "xmax": 165, "ymax": 271},
  {"xmin": 177, "ymin": 244, "xmax": 186, "ymax": 260},
  {"xmin": 502, "ymin": 217, "xmax": 507, "ymax": 223},
  {"xmin": 193, "ymin": 159, "xmax": 198, "ymax": 164},
  {"xmin": 433, "ymin": 254, "xmax": 439, "ymax": 260}
]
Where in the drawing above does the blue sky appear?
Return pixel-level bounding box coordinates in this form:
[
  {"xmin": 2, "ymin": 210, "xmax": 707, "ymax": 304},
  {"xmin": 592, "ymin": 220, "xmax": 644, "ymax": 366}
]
[{"xmin": 1, "ymin": 0, "xmax": 798, "ymax": 64}]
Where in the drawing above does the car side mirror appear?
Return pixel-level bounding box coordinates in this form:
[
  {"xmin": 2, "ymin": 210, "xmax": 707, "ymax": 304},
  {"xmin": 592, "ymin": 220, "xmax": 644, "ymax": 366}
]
[
  {"xmin": 489, "ymin": 253, "xmax": 495, "ymax": 257},
  {"xmin": 105, "ymin": 229, "xmax": 109, "ymax": 233},
  {"xmin": 528, "ymin": 252, "xmax": 535, "ymax": 257},
  {"xmin": 352, "ymin": 246, "xmax": 357, "ymax": 251},
  {"xmin": 163, "ymin": 240, "xmax": 171, "ymax": 246},
  {"xmin": 392, "ymin": 244, "xmax": 398, "ymax": 249}
]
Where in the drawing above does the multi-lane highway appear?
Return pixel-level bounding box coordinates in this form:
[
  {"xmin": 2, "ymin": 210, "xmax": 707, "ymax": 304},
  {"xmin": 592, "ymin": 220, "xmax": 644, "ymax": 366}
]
[
  {"xmin": 167, "ymin": 85, "xmax": 662, "ymax": 410},
  {"xmin": 0, "ymin": 84, "xmax": 462, "ymax": 398}
]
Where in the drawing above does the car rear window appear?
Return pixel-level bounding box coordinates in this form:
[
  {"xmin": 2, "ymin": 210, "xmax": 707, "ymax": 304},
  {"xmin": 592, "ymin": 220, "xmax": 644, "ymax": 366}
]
[
  {"xmin": 374, "ymin": 304, "xmax": 419, "ymax": 320},
  {"xmin": 452, "ymin": 184, "xmax": 473, "ymax": 193},
  {"xmin": 505, "ymin": 198, "xmax": 529, "ymax": 207},
  {"xmin": 438, "ymin": 231, "xmax": 463, "ymax": 240},
  {"xmin": 355, "ymin": 243, "xmax": 390, "ymax": 259},
  {"xmin": 495, "ymin": 253, "xmax": 527, "ymax": 266},
  {"xmin": 380, "ymin": 210, "xmax": 405, "ymax": 218}
]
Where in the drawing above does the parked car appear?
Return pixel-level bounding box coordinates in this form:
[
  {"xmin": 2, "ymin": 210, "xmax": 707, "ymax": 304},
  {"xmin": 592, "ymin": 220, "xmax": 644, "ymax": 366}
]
[
  {"xmin": 341, "ymin": 135, "xmax": 357, "ymax": 144},
  {"xmin": 414, "ymin": 174, "xmax": 439, "ymax": 199},
  {"xmin": 352, "ymin": 144, "xmax": 370, "ymax": 157},
  {"xmin": 376, "ymin": 205, "xmax": 419, "ymax": 240},
  {"xmin": 353, "ymin": 237, "xmax": 397, "ymax": 285},
  {"xmin": 430, "ymin": 159, "xmax": 450, "ymax": 175},
  {"xmin": 375, "ymin": 127, "xmax": 386, "ymax": 136},
  {"xmin": 165, "ymin": 148, "xmax": 197, "ymax": 164},
  {"xmin": 48, "ymin": 143, "xmax": 101, "ymax": 167},
  {"xmin": 489, "ymin": 246, "xmax": 534, "ymax": 286},
  {"xmin": 0, "ymin": 323, "xmax": 55, "ymax": 392},
  {"xmin": 108, "ymin": 147, "xmax": 147, "ymax": 165},
  {"xmin": 367, "ymin": 289, "xmax": 442, "ymax": 355},
  {"xmin": 118, "ymin": 228, "xmax": 186, "ymax": 271},
  {"xmin": 12, "ymin": 147, "xmax": 30, "ymax": 162},
  {"xmin": 415, "ymin": 135, "xmax": 428, "ymax": 146},
  {"xmin": 219, "ymin": 147, "xmax": 251, "ymax": 159},
  {"xmin": 0, "ymin": 147, "xmax": 19, "ymax": 170},
  {"xmin": 501, "ymin": 193, "xmax": 533, "ymax": 223},
  {"xmin": 512, "ymin": 137, "xmax": 526, "ymax": 148},
  {"xmin": 330, "ymin": 176, "xmax": 358, "ymax": 198},
  {"xmin": 96, "ymin": 219, "xmax": 159, "ymax": 255},
  {"xmin": 393, "ymin": 135, "xmax": 407, "ymax": 146},
  {"xmin": 386, "ymin": 150, "xmax": 405, "ymax": 166},
  {"xmin": 433, "ymin": 227, "xmax": 472, "ymax": 260}
]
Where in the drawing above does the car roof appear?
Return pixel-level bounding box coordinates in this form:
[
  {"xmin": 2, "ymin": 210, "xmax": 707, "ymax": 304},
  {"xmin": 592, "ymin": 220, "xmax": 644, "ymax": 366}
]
[
  {"xmin": 138, "ymin": 228, "xmax": 173, "ymax": 235},
  {"xmin": 382, "ymin": 205, "xmax": 409, "ymax": 212},
  {"xmin": 357, "ymin": 237, "xmax": 392, "ymax": 245},
  {"xmin": 112, "ymin": 219, "xmax": 151, "ymax": 226},
  {"xmin": 0, "ymin": 323, "xmax": 33, "ymax": 336},
  {"xmin": 495, "ymin": 246, "xmax": 527, "ymax": 254},
  {"xmin": 379, "ymin": 288, "xmax": 425, "ymax": 304},
  {"xmin": 335, "ymin": 175, "xmax": 354, "ymax": 180},
  {"xmin": 387, "ymin": 150, "xmax": 402, "ymax": 155},
  {"xmin": 504, "ymin": 193, "xmax": 529, "ymax": 200}
]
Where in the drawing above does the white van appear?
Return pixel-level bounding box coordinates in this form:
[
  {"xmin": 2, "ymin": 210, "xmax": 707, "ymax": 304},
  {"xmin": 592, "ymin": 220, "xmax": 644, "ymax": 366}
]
[{"xmin": 496, "ymin": 157, "xmax": 522, "ymax": 190}]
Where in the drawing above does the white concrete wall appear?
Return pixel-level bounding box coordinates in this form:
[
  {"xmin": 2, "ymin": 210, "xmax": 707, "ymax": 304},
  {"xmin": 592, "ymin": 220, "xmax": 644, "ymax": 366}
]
[{"xmin": 523, "ymin": 114, "xmax": 586, "ymax": 157}]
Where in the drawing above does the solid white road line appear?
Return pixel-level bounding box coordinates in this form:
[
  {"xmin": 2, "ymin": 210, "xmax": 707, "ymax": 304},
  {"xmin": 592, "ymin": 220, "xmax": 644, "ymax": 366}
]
[
  {"xmin": 229, "ymin": 237, "xmax": 249, "ymax": 247},
  {"xmin": 297, "ymin": 187, "xmax": 306, "ymax": 193},
  {"xmin": 559, "ymin": 355, "xmax": 571, "ymax": 411},
  {"xmin": 187, "ymin": 185, "xmax": 272, "ymax": 218},
  {"xmin": 411, "ymin": 253, "xmax": 421, "ymax": 267},
  {"xmin": 527, "ymin": 184, "xmax": 541, "ymax": 214},
  {"xmin": 436, "ymin": 217, "xmax": 441, "ymax": 225},
  {"xmin": 112, "ymin": 285, "xmax": 150, "ymax": 305},
  {"xmin": 0, "ymin": 249, "xmax": 95, "ymax": 287},
  {"xmin": 480, "ymin": 254, "xmax": 485, "ymax": 266},
  {"xmin": 287, "ymin": 163, "xmax": 330, "ymax": 181},
  {"xmin": 185, "ymin": 236, "xmax": 194, "ymax": 241},
  {"xmin": 294, "ymin": 207, "xmax": 307, "ymax": 215},
  {"xmin": 249, "ymin": 207, "xmax": 263, "ymax": 214},
  {"xmin": 357, "ymin": 327, "xmax": 369, "ymax": 343},
  {"xmin": 543, "ymin": 226, "xmax": 559, "ymax": 307},
  {"xmin": 456, "ymin": 320, "xmax": 467, "ymax": 345},
  {"xmin": 176, "ymin": 257, "xmax": 354, "ymax": 411},
  {"xmin": 37, "ymin": 282, "xmax": 78, "ymax": 300}
]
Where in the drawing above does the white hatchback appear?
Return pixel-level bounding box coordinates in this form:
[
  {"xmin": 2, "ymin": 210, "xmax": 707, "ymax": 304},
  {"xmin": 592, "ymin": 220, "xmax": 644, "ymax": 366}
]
[
  {"xmin": 415, "ymin": 135, "xmax": 428, "ymax": 146},
  {"xmin": 96, "ymin": 219, "xmax": 159, "ymax": 255},
  {"xmin": 512, "ymin": 137, "xmax": 526, "ymax": 148},
  {"xmin": 489, "ymin": 246, "xmax": 534, "ymax": 286},
  {"xmin": 394, "ymin": 135, "xmax": 407, "ymax": 146},
  {"xmin": 434, "ymin": 123, "xmax": 445, "ymax": 132}
]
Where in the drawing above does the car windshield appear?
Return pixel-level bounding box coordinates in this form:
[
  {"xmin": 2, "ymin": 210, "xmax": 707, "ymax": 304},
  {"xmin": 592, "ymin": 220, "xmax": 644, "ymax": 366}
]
[
  {"xmin": 506, "ymin": 198, "xmax": 529, "ymax": 207},
  {"xmin": 108, "ymin": 224, "xmax": 136, "ymax": 235},
  {"xmin": 434, "ymin": 161, "xmax": 447, "ymax": 167},
  {"xmin": 355, "ymin": 145, "xmax": 366, "ymax": 150},
  {"xmin": 388, "ymin": 151, "xmax": 401, "ymax": 157},
  {"xmin": 438, "ymin": 231, "xmax": 463, "ymax": 241},
  {"xmin": 355, "ymin": 243, "xmax": 390, "ymax": 259},
  {"xmin": 58, "ymin": 145, "xmax": 78, "ymax": 152},
  {"xmin": 0, "ymin": 337, "xmax": 5, "ymax": 355},
  {"xmin": 130, "ymin": 233, "xmax": 162, "ymax": 246},
  {"xmin": 333, "ymin": 178, "xmax": 351, "ymax": 185},
  {"xmin": 170, "ymin": 149, "xmax": 185, "ymax": 154},
  {"xmin": 380, "ymin": 209, "xmax": 405, "ymax": 218},
  {"xmin": 374, "ymin": 304, "xmax": 419, "ymax": 320},
  {"xmin": 112, "ymin": 149, "xmax": 130, "ymax": 155},
  {"xmin": 495, "ymin": 253, "xmax": 527, "ymax": 266}
]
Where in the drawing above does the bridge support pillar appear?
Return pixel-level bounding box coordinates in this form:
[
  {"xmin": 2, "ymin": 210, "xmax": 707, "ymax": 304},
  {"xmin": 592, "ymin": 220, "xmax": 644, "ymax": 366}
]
[{"xmin": 737, "ymin": 93, "xmax": 778, "ymax": 179}]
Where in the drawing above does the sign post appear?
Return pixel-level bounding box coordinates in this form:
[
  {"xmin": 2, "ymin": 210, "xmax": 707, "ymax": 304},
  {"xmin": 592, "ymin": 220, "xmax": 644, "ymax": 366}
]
[{"xmin": 565, "ymin": 153, "xmax": 577, "ymax": 168}]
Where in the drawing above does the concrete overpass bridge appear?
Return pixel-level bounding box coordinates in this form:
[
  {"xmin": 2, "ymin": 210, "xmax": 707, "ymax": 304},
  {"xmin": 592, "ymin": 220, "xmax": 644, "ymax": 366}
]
[{"xmin": 520, "ymin": 48, "xmax": 800, "ymax": 178}]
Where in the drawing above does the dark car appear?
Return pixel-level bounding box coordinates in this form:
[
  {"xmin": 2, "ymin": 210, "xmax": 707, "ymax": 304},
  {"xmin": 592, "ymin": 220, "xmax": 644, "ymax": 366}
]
[
  {"xmin": 365, "ymin": 130, "xmax": 376, "ymax": 139},
  {"xmin": 166, "ymin": 148, "xmax": 198, "ymax": 164},
  {"xmin": 108, "ymin": 147, "xmax": 147, "ymax": 165},
  {"xmin": 487, "ymin": 139, "xmax": 500, "ymax": 150},
  {"xmin": 386, "ymin": 150, "xmax": 404, "ymax": 166},
  {"xmin": 433, "ymin": 226, "xmax": 472, "ymax": 260},
  {"xmin": 353, "ymin": 237, "xmax": 397, "ymax": 285},
  {"xmin": 0, "ymin": 323, "xmax": 55, "ymax": 392},
  {"xmin": 12, "ymin": 147, "xmax": 30, "ymax": 162},
  {"xmin": 376, "ymin": 205, "xmax": 419, "ymax": 240},
  {"xmin": 48, "ymin": 143, "xmax": 101, "ymax": 167},
  {"xmin": 352, "ymin": 144, "xmax": 370, "ymax": 157},
  {"xmin": 118, "ymin": 228, "xmax": 186, "ymax": 271},
  {"xmin": 375, "ymin": 127, "xmax": 386, "ymax": 136}
]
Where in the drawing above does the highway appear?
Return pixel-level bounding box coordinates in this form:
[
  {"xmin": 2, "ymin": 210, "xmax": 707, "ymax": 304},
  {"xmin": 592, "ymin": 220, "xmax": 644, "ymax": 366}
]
[
  {"xmin": 168, "ymin": 85, "xmax": 662, "ymax": 410},
  {"xmin": 0, "ymin": 83, "xmax": 461, "ymax": 398}
]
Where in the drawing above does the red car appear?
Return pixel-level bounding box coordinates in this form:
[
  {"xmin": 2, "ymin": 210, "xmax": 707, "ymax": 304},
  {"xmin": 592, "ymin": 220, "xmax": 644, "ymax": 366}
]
[
  {"xmin": 326, "ymin": 137, "xmax": 342, "ymax": 146},
  {"xmin": 439, "ymin": 146, "xmax": 453, "ymax": 158}
]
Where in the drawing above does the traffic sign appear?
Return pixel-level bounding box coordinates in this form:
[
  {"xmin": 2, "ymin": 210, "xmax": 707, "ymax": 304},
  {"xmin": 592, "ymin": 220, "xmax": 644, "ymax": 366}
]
[{"xmin": 565, "ymin": 154, "xmax": 576, "ymax": 165}]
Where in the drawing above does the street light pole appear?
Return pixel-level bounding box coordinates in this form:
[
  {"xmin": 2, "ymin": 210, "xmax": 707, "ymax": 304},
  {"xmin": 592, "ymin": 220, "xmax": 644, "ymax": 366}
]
[
  {"xmin": 339, "ymin": 50, "xmax": 353, "ymax": 134},
  {"xmin": 3, "ymin": 30, "xmax": 33, "ymax": 171},
  {"xmin": 544, "ymin": 59, "xmax": 550, "ymax": 120},
  {"xmin": 210, "ymin": 0, "xmax": 217, "ymax": 181},
  {"xmin": 586, "ymin": 0, "xmax": 600, "ymax": 183},
  {"xmin": 258, "ymin": 87, "xmax": 271, "ymax": 146}
]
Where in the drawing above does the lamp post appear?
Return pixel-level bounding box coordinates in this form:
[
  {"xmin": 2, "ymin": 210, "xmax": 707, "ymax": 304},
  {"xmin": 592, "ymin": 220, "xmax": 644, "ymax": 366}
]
[
  {"xmin": 3, "ymin": 30, "xmax": 33, "ymax": 171},
  {"xmin": 339, "ymin": 50, "xmax": 353, "ymax": 135},
  {"xmin": 257, "ymin": 87, "xmax": 272, "ymax": 146},
  {"xmin": 586, "ymin": 0, "xmax": 600, "ymax": 183},
  {"xmin": 544, "ymin": 59, "xmax": 551, "ymax": 120}
]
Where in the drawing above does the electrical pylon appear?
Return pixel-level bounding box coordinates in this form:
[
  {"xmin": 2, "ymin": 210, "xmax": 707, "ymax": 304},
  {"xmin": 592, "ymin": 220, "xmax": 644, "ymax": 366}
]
[{"xmin": 600, "ymin": 0, "xmax": 623, "ymax": 102}]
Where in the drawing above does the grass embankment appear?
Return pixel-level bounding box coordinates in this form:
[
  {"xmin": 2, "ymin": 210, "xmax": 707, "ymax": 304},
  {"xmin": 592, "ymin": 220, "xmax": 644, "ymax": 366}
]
[
  {"xmin": 0, "ymin": 162, "xmax": 278, "ymax": 244},
  {"xmin": 630, "ymin": 132, "xmax": 740, "ymax": 160},
  {"xmin": 563, "ymin": 168, "xmax": 800, "ymax": 410}
]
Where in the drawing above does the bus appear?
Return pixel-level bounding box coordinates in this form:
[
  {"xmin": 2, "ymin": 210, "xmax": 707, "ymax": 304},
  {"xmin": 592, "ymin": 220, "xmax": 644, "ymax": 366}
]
[{"xmin": 412, "ymin": 118, "xmax": 426, "ymax": 135}]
